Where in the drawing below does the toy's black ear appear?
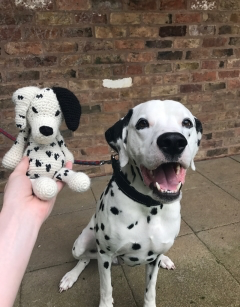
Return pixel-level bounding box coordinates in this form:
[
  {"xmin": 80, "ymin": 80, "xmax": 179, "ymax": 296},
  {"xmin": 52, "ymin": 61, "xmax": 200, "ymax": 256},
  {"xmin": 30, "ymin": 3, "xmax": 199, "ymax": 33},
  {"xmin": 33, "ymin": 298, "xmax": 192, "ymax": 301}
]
[
  {"xmin": 105, "ymin": 109, "xmax": 133, "ymax": 167},
  {"xmin": 52, "ymin": 87, "xmax": 81, "ymax": 131}
]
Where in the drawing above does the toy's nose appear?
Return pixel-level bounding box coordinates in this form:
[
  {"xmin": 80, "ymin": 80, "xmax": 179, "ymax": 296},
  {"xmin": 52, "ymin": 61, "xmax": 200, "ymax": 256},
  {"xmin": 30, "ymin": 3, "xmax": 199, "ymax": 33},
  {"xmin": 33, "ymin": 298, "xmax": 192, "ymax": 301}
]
[{"xmin": 39, "ymin": 126, "xmax": 53, "ymax": 136}]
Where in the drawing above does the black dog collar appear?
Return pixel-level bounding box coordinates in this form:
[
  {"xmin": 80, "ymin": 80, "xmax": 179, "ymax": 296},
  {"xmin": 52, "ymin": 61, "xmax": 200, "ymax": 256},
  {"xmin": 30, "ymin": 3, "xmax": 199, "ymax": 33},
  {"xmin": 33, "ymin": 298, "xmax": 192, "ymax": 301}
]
[{"xmin": 111, "ymin": 155, "xmax": 163, "ymax": 207}]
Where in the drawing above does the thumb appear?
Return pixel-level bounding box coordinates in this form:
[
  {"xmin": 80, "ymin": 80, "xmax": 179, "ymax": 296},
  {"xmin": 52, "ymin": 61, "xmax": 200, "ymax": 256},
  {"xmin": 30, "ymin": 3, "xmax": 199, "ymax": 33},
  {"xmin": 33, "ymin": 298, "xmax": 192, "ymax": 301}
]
[{"xmin": 13, "ymin": 156, "xmax": 29, "ymax": 175}]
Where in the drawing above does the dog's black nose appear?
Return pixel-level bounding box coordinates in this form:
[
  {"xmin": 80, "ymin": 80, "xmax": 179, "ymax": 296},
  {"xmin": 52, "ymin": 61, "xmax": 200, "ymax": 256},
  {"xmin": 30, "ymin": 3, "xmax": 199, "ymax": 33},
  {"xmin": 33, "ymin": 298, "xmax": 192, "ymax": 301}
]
[
  {"xmin": 39, "ymin": 126, "xmax": 53, "ymax": 136},
  {"xmin": 157, "ymin": 132, "xmax": 187, "ymax": 156}
]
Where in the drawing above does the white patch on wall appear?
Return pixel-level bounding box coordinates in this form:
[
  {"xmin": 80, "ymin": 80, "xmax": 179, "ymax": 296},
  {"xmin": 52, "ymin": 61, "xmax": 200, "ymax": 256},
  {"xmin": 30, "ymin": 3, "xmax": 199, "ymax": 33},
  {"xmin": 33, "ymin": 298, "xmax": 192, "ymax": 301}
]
[
  {"xmin": 191, "ymin": 0, "xmax": 216, "ymax": 10},
  {"xmin": 103, "ymin": 77, "xmax": 132, "ymax": 89},
  {"xmin": 15, "ymin": 0, "xmax": 52, "ymax": 9}
]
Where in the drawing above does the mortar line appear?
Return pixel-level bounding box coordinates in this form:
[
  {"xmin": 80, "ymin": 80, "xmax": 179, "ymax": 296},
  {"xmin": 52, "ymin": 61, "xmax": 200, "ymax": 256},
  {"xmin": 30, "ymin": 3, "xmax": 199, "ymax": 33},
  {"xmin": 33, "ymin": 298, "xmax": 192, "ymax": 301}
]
[{"xmin": 120, "ymin": 265, "xmax": 139, "ymax": 307}]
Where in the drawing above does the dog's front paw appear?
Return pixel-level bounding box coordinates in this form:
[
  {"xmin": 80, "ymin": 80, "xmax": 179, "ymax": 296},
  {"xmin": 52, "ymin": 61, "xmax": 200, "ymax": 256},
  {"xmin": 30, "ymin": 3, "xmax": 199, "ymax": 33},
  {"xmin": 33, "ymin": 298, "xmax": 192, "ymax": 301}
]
[
  {"xmin": 59, "ymin": 271, "xmax": 79, "ymax": 293},
  {"xmin": 159, "ymin": 254, "xmax": 176, "ymax": 270}
]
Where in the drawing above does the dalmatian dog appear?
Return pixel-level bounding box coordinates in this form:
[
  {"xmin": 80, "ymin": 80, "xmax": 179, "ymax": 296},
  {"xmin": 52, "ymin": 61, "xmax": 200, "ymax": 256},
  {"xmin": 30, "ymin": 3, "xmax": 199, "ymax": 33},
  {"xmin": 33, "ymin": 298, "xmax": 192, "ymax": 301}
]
[
  {"xmin": 59, "ymin": 100, "xmax": 202, "ymax": 307},
  {"xmin": 2, "ymin": 86, "xmax": 90, "ymax": 200}
]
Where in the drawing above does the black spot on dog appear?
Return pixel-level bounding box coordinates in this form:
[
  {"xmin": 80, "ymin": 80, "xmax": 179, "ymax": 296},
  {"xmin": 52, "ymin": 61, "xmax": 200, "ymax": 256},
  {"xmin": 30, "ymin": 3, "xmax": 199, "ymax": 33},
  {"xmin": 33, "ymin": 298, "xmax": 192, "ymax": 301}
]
[
  {"xmin": 132, "ymin": 243, "xmax": 141, "ymax": 250},
  {"xmin": 135, "ymin": 221, "xmax": 138, "ymax": 225},
  {"xmin": 111, "ymin": 190, "xmax": 114, "ymax": 197},
  {"xmin": 127, "ymin": 223, "xmax": 134, "ymax": 230},
  {"xmin": 18, "ymin": 95, "xmax": 23, "ymax": 100},
  {"xmin": 100, "ymin": 250, "xmax": 105, "ymax": 254},
  {"xmin": 110, "ymin": 207, "xmax": 119, "ymax": 215},
  {"xmin": 58, "ymin": 140, "xmax": 64, "ymax": 147},
  {"xmin": 90, "ymin": 227, "xmax": 93, "ymax": 230},
  {"xmin": 107, "ymin": 246, "xmax": 111, "ymax": 251},
  {"xmin": 101, "ymin": 223, "xmax": 105, "ymax": 231},
  {"xmin": 99, "ymin": 200, "xmax": 105, "ymax": 211},
  {"xmin": 35, "ymin": 159, "xmax": 42, "ymax": 167},
  {"xmin": 105, "ymin": 178, "xmax": 114, "ymax": 196},
  {"xmin": 46, "ymin": 164, "xmax": 51, "ymax": 172},
  {"xmin": 100, "ymin": 192, "xmax": 104, "ymax": 200},
  {"xmin": 147, "ymin": 258, "xmax": 154, "ymax": 262},
  {"xmin": 34, "ymin": 147, "xmax": 39, "ymax": 152},
  {"xmin": 46, "ymin": 151, "xmax": 51, "ymax": 157},
  {"xmin": 73, "ymin": 246, "xmax": 75, "ymax": 250},
  {"xmin": 197, "ymin": 139, "xmax": 201, "ymax": 146},
  {"xmin": 149, "ymin": 274, "xmax": 152, "ymax": 280},
  {"xmin": 54, "ymin": 153, "xmax": 60, "ymax": 160},
  {"xmin": 105, "ymin": 235, "xmax": 110, "ymax": 240},
  {"xmin": 131, "ymin": 165, "xmax": 136, "ymax": 182},
  {"xmin": 95, "ymin": 224, "xmax": 99, "ymax": 232},
  {"xmin": 148, "ymin": 251, "xmax": 154, "ymax": 256},
  {"xmin": 151, "ymin": 207, "xmax": 158, "ymax": 215},
  {"xmin": 104, "ymin": 262, "xmax": 109, "ymax": 269},
  {"xmin": 150, "ymin": 259, "xmax": 157, "ymax": 266},
  {"xmin": 32, "ymin": 107, "xmax": 38, "ymax": 113},
  {"xmin": 62, "ymin": 160, "xmax": 64, "ymax": 167},
  {"xmin": 147, "ymin": 216, "xmax": 151, "ymax": 223},
  {"xmin": 146, "ymin": 288, "xmax": 148, "ymax": 293},
  {"xmin": 55, "ymin": 110, "xmax": 60, "ymax": 117},
  {"xmin": 96, "ymin": 239, "xmax": 100, "ymax": 245},
  {"xmin": 158, "ymin": 260, "xmax": 161, "ymax": 267},
  {"xmin": 129, "ymin": 257, "xmax": 139, "ymax": 262},
  {"xmin": 36, "ymin": 94, "xmax": 43, "ymax": 99},
  {"xmin": 136, "ymin": 166, "xmax": 143, "ymax": 181},
  {"xmin": 90, "ymin": 249, "xmax": 97, "ymax": 253}
]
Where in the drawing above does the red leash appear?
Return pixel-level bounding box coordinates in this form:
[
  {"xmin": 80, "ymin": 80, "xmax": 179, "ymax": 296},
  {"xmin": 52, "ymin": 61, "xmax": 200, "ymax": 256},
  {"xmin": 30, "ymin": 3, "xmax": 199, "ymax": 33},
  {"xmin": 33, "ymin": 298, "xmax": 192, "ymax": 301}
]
[{"xmin": 0, "ymin": 128, "xmax": 112, "ymax": 166}]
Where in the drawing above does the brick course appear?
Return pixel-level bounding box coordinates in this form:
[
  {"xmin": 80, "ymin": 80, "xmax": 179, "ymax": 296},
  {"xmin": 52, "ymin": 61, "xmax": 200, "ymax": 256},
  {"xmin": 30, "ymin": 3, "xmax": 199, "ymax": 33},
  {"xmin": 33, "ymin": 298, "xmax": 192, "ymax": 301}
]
[{"xmin": 1, "ymin": 0, "xmax": 240, "ymax": 179}]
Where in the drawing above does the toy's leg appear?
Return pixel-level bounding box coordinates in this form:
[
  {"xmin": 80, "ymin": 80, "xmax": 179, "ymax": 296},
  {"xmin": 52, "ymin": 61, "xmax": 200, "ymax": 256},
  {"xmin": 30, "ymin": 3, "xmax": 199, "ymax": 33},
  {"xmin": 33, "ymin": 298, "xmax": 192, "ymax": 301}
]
[
  {"xmin": 54, "ymin": 168, "xmax": 90, "ymax": 192},
  {"xmin": 31, "ymin": 177, "xmax": 58, "ymax": 201}
]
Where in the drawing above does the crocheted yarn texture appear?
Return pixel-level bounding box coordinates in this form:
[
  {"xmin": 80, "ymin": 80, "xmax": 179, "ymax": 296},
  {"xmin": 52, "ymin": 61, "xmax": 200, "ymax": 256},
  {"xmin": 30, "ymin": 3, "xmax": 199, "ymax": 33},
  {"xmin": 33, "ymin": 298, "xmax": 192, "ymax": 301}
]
[{"xmin": 2, "ymin": 86, "xmax": 90, "ymax": 200}]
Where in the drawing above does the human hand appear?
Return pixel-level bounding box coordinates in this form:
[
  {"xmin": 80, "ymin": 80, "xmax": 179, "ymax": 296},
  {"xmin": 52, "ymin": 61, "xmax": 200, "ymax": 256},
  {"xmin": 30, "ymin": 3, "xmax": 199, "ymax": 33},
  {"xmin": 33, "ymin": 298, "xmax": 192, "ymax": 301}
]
[{"xmin": 3, "ymin": 156, "xmax": 72, "ymax": 225}]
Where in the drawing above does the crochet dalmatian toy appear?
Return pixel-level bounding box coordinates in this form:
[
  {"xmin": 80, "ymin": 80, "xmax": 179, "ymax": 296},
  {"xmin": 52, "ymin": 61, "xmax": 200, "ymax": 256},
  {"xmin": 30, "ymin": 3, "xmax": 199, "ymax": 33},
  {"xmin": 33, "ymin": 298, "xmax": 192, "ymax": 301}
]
[{"xmin": 2, "ymin": 86, "xmax": 90, "ymax": 201}]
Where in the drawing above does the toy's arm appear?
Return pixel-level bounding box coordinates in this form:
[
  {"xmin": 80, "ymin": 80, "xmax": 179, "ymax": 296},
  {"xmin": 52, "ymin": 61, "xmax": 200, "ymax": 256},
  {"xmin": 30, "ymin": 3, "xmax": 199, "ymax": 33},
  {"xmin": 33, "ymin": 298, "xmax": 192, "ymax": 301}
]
[
  {"xmin": 56, "ymin": 132, "xmax": 74, "ymax": 163},
  {"xmin": 2, "ymin": 128, "xmax": 29, "ymax": 170}
]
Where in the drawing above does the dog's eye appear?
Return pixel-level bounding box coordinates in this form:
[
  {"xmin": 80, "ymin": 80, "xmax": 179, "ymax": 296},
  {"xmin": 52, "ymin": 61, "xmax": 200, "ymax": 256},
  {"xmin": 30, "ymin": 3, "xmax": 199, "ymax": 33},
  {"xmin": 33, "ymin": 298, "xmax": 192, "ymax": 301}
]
[
  {"xmin": 32, "ymin": 107, "xmax": 38, "ymax": 113},
  {"xmin": 55, "ymin": 110, "xmax": 60, "ymax": 117},
  {"xmin": 182, "ymin": 118, "xmax": 193, "ymax": 129},
  {"xmin": 136, "ymin": 118, "xmax": 149, "ymax": 130}
]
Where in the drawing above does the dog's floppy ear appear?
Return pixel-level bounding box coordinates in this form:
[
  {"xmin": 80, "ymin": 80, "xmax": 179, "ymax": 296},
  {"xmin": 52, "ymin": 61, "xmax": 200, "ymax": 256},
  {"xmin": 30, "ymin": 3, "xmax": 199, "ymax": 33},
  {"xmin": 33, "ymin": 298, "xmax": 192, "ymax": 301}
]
[
  {"xmin": 105, "ymin": 109, "xmax": 133, "ymax": 168},
  {"xmin": 52, "ymin": 87, "xmax": 81, "ymax": 131},
  {"xmin": 190, "ymin": 117, "xmax": 203, "ymax": 171},
  {"xmin": 12, "ymin": 86, "xmax": 39, "ymax": 130}
]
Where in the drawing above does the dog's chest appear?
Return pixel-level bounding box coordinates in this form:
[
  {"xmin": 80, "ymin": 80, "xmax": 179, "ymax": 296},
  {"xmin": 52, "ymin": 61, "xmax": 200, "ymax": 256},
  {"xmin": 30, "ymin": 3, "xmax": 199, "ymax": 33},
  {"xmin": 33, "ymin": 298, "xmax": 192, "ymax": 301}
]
[
  {"xmin": 24, "ymin": 139, "xmax": 65, "ymax": 178},
  {"xmin": 95, "ymin": 180, "xmax": 181, "ymax": 266}
]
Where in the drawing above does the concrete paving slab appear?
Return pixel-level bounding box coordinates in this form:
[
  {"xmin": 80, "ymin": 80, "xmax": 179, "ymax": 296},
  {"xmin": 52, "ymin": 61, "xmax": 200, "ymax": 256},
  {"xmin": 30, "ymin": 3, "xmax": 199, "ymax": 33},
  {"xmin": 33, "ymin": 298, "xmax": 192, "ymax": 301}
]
[
  {"xmin": 231, "ymin": 155, "xmax": 240, "ymax": 163},
  {"xmin": 198, "ymin": 223, "xmax": 240, "ymax": 283},
  {"xmin": 122, "ymin": 234, "xmax": 240, "ymax": 307},
  {"xmin": 183, "ymin": 168, "xmax": 212, "ymax": 191},
  {"xmin": 181, "ymin": 184, "xmax": 240, "ymax": 232},
  {"xmin": 217, "ymin": 179, "xmax": 240, "ymax": 201},
  {"xmin": 52, "ymin": 186, "xmax": 96, "ymax": 216},
  {"xmin": 28, "ymin": 209, "xmax": 95, "ymax": 272},
  {"xmin": 179, "ymin": 219, "xmax": 193, "ymax": 236},
  {"xmin": 196, "ymin": 157, "xmax": 240, "ymax": 184},
  {"xmin": 22, "ymin": 261, "xmax": 137, "ymax": 307}
]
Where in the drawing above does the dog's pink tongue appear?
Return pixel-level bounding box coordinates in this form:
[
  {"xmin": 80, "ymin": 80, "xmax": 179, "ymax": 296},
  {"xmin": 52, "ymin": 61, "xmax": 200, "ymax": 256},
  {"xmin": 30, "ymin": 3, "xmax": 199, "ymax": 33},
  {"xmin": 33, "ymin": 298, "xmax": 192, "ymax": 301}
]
[{"xmin": 153, "ymin": 164, "xmax": 179, "ymax": 191}]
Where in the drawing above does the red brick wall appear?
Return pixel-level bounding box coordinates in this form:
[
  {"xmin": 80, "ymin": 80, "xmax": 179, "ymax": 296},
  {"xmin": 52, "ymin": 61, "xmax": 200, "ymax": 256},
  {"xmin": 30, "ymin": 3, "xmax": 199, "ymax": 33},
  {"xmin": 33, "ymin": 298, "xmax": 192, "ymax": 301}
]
[{"xmin": 1, "ymin": 0, "xmax": 240, "ymax": 179}]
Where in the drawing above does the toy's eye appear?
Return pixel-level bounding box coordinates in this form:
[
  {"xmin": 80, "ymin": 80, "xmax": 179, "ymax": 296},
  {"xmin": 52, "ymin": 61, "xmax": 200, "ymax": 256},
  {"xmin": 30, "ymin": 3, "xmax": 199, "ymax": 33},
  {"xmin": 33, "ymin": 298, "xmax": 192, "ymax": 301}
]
[
  {"xmin": 32, "ymin": 107, "xmax": 38, "ymax": 113},
  {"xmin": 136, "ymin": 118, "xmax": 149, "ymax": 130},
  {"xmin": 55, "ymin": 110, "xmax": 60, "ymax": 117},
  {"xmin": 182, "ymin": 118, "xmax": 193, "ymax": 129}
]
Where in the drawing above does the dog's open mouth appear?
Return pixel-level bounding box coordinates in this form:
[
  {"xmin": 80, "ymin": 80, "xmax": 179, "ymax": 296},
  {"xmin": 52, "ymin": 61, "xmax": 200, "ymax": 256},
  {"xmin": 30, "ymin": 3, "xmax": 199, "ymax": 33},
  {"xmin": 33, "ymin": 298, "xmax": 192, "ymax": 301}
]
[{"xmin": 140, "ymin": 163, "xmax": 186, "ymax": 201}]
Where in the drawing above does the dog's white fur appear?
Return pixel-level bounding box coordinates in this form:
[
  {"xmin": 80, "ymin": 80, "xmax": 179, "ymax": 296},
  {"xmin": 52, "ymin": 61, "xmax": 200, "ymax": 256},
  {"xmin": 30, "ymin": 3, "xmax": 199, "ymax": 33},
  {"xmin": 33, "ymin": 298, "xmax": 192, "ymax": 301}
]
[{"xmin": 59, "ymin": 100, "xmax": 202, "ymax": 307}]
